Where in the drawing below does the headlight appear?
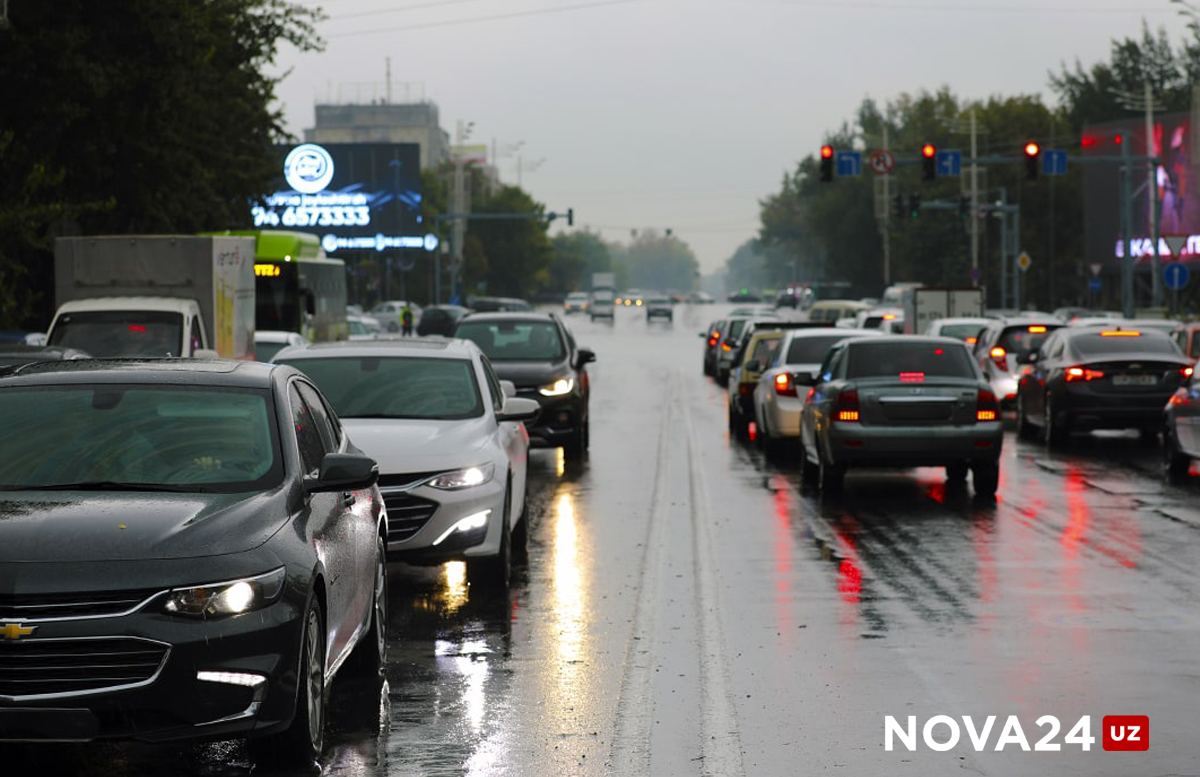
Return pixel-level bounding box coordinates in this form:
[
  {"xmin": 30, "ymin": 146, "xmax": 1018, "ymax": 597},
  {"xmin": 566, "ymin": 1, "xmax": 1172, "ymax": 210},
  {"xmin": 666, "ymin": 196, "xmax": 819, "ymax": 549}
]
[
  {"xmin": 539, "ymin": 377, "xmax": 575, "ymax": 396},
  {"xmin": 426, "ymin": 462, "xmax": 495, "ymax": 490},
  {"xmin": 163, "ymin": 568, "xmax": 286, "ymax": 617}
]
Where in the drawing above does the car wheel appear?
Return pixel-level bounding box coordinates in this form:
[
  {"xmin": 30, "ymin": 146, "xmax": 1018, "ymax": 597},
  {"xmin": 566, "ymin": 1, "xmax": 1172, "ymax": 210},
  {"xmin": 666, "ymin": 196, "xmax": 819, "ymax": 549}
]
[
  {"xmin": 346, "ymin": 534, "xmax": 388, "ymax": 676},
  {"xmin": 1165, "ymin": 430, "xmax": 1191, "ymax": 483},
  {"xmin": 716, "ymin": 369, "xmax": 729, "ymax": 388},
  {"xmin": 251, "ymin": 597, "xmax": 326, "ymax": 767},
  {"xmin": 971, "ymin": 460, "xmax": 1000, "ymax": 498},
  {"xmin": 1138, "ymin": 426, "xmax": 1160, "ymax": 445},
  {"xmin": 755, "ymin": 414, "xmax": 768, "ymax": 450},
  {"xmin": 511, "ymin": 485, "xmax": 529, "ymax": 564},
  {"xmin": 1044, "ymin": 394, "xmax": 1066, "ymax": 448},
  {"xmin": 818, "ymin": 449, "xmax": 844, "ymax": 493},
  {"xmin": 564, "ymin": 421, "xmax": 587, "ymax": 462},
  {"xmin": 466, "ymin": 481, "xmax": 512, "ymax": 589},
  {"xmin": 1016, "ymin": 392, "xmax": 1037, "ymax": 440},
  {"xmin": 945, "ymin": 462, "xmax": 969, "ymax": 482}
]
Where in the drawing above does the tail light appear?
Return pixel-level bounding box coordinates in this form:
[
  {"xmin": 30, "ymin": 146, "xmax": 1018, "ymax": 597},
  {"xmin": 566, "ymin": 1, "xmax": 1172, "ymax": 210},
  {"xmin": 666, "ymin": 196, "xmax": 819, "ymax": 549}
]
[
  {"xmin": 965, "ymin": 336, "xmax": 977, "ymax": 345},
  {"xmin": 835, "ymin": 389, "xmax": 859, "ymax": 422},
  {"xmin": 1181, "ymin": 366, "xmax": 1194, "ymax": 380},
  {"xmin": 976, "ymin": 389, "xmax": 999, "ymax": 422},
  {"xmin": 739, "ymin": 383, "xmax": 755, "ymax": 396},
  {"xmin": 774, "ymin": 372, "xmax": 797, "ymax": 397},
  {"xmin": 1065, "ymin": 366, "xmax": 1105, "ymax": 382},
  {"xmin": 721, "ymin": 341, "xmax": 732, "ymax": 351},
  {"xmin": 989, "ymin": 346, "xmax": 1007, "ymax": 372},
  {"xmin": 1169, "ymin": 388, "xmax": 1191, "ymax": 407},
  {"xmin": 707, "ymin": 333, "xmax": 719, "ymax": 347}
]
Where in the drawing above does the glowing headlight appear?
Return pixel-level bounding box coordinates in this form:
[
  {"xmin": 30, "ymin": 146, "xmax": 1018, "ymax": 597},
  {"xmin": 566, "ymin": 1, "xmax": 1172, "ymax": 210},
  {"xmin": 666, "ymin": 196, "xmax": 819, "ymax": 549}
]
[
  {"xmin": 426, "ymin": 463, "xmax": 495, "ymax": 490},
  {"xmin": 163, "ymin": 568, "xmax": 286, "ymax": 617},
  {"xmin": 538, "ymin": 377, "xmax": 575, "ymax": 397},
  {"xmin": 432, "ymin": 510, "xmax": 492, "ymax": 546}
]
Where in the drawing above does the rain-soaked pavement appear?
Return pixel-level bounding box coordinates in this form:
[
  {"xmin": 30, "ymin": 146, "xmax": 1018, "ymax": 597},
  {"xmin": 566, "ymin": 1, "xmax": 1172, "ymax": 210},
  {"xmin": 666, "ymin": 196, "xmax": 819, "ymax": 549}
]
[{"xmin": 6, "ymin": 303, "xmax": 1200, "ymax": 776}]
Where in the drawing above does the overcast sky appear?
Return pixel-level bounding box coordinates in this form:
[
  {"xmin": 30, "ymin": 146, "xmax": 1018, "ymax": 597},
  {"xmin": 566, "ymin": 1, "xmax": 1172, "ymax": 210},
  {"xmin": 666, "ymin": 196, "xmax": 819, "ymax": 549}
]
[{"xmin": 271, "ymin": 0, "xmax": 1190, "ymax": 273}]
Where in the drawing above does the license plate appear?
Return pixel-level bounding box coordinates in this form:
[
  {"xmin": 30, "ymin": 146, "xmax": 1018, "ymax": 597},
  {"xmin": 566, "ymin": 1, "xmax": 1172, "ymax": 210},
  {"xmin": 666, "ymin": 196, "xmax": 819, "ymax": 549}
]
[{"xmin": 1113, "ymin": 374, "xmax": 1157, "ymax": 386}]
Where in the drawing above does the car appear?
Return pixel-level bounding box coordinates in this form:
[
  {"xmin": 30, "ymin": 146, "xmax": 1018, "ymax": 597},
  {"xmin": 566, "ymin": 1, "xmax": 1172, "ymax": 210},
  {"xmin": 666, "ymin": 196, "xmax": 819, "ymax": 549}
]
[
  {"xmin": 753, "ymin": 328, "xmax": 877, "ymax": 458},
  {"xmin": 1015, "ymin": 326, "xmax": 1193, "ymax": 446},
  {"xmin": 1174, "ymin": 321, "xmax": 1200, "ymax": 360},
  {"xmin": 470, "ymin": 296, "xmax": 534, "ymax": 313},
  {"xmin": 415, "ymin": 304, "xmax": 471, "ymax": 336},
  {"xmin": 0, "ymin": 344, "xmax": 91, "ymax": 368},
  {"xmin": 563, "ymin": 292, "xmax": 590, "ymax": 315},
  {"xmin": 645, "ymin": 295, "xmax": 673, "ymax": 321},
  {"xmin": 1070, "ymin": 316, "xmax": 1181, "ymax": 338},
  {"xmin": 726, "ymin": 328, "xmax": 786, "ymax": 439},
  {"xmin": 727, "ymin": 290, "xmax": 762, "ymax": 302},
  {"xmin": 799, "ymin": 336, "xmax": 1003, "ymax": 496},
  {"xmin": 347, "ymin": 313, "xmax": 382, "ymax": 340},
  {"xmin": 619, "ymin": 289, "xmax": 645, "ymax": 307},
  {"xmin": 255, "ymin": 329, "xmax": 307, "ymax": 361},
  {"xmin": 972, "ymin": 315, "xmax": 1064, "ymax": 409},
  {"xmin": 716, "ymin": 315, "xmax": 781, "ymax": 386},
  {"xmin": 0, "ymin": 359, "xmax": 387, "ymax": 765},
  {"xmin": 700, "ymin": 318, "xmax": 725, "ymax": 376},
  {"xmin": 924, "ymin": 316, "xmax": 991, "ymax": 346},
  {"xmin": 686, "ymin": 291, "xmax": 715, "ymax": 304},
  {"xmin": 273, "ymin": 339, "xmax": 540, "ymax": 585},
  {"xmin": 367, "ymin": 299, "xmax": 423, "ymax": 332},
  {"xmin": 1164, "ymin": 370, "xmax": 1200, "ymax": 482},
  {"xmin": 806, "ymin": 299, "xmax": 871, "ymax": 324},
  {"xmin": 853, "ymin": 307, "xmax": 904, "ymax": 331},
  {"xmin": 453, "ymin": 312, "xmax": 595, "ymax": 460},
  {"xmin": 590, "ymin": 288, "xmax": 616, "ymax": 320}
]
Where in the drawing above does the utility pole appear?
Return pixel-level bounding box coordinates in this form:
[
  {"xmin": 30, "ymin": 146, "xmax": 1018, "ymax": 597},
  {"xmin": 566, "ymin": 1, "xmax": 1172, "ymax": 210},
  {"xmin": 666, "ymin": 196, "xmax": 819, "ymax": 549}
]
[
  {"xmin": 882, "ymin": 125, "xmax": 892, "ymax": 286},
  {"xmin": 449, "ymin": 119, "xmax": 473, "ymax": 305},
  {"xmin": 1120, "ymin": 133, "xmax": 1135, "ymax": 317},
  {"xmin": 1145, "ymin": 79, "xmax": 1162, "ymax": 309},
  {"xmin": 970, "ymin": 109, "xmax": 980, "ymax": 283}
]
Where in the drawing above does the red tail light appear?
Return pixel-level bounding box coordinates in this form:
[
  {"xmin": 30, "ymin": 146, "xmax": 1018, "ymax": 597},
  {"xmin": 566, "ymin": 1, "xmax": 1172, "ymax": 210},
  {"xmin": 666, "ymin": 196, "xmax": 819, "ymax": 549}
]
[
  {"xmin": 1169, "ymin": 388, "xmax": 1191, "ymax": 407},
  {"xmin": 835, "ymin": 389, "xmax": 859, "ymax": 422},
  {"xmin": 989, "ymin": 346, "xmax": 1007, "ymax": 371},
  {"xmin": 738, "ymin": 383, "xmax": 755, "ymax": 396},
  {"xmin": 1181, "ymin": 366, "xmax": 1194, "ymax": 379},
  {"xmin": 707, "ymin": 335, "xmax": 719, "ymax": 347},
  {"xmin": 1065, "ymin": 366, "xmax": 1105, "ymax": 382},
  {"xmin": 774, "ymin": 372, "xmax": 797, "ymax": 397},
  {"xmin": 721, "ymin": 341, "xmax": 732, "ymax": 351},
  {"xmin": 976, "ymin": 389, "xmax": 998, "ymax": 422}
]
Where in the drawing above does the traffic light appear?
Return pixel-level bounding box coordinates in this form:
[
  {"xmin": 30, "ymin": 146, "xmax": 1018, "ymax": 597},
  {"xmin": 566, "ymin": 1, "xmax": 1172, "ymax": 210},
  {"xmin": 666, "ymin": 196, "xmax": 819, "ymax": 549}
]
[
  {"xmin": 908, "ymin": 193, "xmax": 921, "ymax": 218},
  {"xmin": 921, "ymin": 143, "xmax": 937, "ymax": 181},
  {"xmin": 819, "ymin": 145, "xmax": 834, "ymax": 182},
  {"xmin": 892, "ymin": 193, "xmax": 905, "ymax": 219},
  {"xmin": 1024, "ymin": 141, "xmax": 1040, "ymax": 181},
  {"xmin": 566, "ymin": 208, "xmax": 574, "ymax": 227},
  {"xmin": 958, "ymin": 196, "xmax": 971, "ymax": 219}
]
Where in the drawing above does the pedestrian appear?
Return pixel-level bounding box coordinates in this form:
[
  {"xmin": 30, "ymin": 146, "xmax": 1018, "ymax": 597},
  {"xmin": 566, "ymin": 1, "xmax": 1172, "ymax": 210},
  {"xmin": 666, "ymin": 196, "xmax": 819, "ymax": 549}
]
[{"xmin": 401, "ymin": 304, "xmax": 414, "ymax": 336}]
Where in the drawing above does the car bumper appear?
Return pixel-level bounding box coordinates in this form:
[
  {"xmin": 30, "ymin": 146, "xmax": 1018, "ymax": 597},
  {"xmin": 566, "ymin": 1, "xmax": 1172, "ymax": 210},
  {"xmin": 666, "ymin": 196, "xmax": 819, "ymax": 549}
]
[
  {"xmin": 991, "ymin": 375, "xmax": 1019, "ymax": 408},
  {"xmin": 519, "ymin": 391, "xmax": 584, "ymax": 448},
  {"xmin": 761, "ymin": 397, "xmax": 802, "ymax": 438},
  {"xmin": 1053, "ymin": 388, "xmax": 1176, "ymax": 430},
  {"xmin": 380, "ymin": 479, "xmax": 507, "ymax": 563},
  {"xmin": 823, "ymin": 422, "xmax": 1003, "ymax": 467}
]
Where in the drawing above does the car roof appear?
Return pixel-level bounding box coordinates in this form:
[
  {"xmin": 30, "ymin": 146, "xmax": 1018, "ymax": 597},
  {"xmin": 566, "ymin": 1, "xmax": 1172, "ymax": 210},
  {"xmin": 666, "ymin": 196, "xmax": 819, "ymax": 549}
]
[
  {"xmin": 457, "ymin": 311, "xmax": 557, "ymax": 325},
  {"xmin": 841, "ymin": 335, "xmax": 968, "ymax": 347},
  {"xmin": 273, "ymin": 338, "xmax": 479, "ymax": 361},
  {"xmin": 0, "ymin": 358, "xmax": 283, "ymax": 388}
]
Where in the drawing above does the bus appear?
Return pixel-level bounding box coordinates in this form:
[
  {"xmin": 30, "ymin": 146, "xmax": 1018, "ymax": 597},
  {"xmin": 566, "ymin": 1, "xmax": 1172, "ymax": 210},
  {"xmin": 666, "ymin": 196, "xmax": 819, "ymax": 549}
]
[{"xmin": 205, "ymin": 230, "xmax": 348, "ymax": 342}]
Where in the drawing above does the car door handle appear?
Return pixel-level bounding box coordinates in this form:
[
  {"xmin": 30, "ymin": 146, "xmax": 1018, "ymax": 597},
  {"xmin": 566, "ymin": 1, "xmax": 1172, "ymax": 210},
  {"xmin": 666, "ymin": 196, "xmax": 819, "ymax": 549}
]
[{"xmin": 342, "ymin": 491, "xmax": 356, "ymax": 507}]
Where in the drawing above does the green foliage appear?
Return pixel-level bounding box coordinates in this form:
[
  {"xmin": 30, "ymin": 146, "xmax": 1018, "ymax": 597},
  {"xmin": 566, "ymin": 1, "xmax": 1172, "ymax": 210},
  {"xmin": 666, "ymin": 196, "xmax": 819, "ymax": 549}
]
[
  {"xmin": 549, "ymin": 231, "xmax": 612, "ymax": 293},
  {"xmin": 465, "ymin": 186, "xmax": 554, "ymax": 298},
  {"xmin": 623, "ymin": 230, "xmax": 700, "ymax": 292}
]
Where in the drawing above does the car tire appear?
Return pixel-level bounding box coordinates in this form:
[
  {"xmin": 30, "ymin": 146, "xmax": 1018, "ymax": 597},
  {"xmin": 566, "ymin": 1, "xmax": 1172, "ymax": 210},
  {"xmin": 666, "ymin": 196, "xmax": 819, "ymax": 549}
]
[
  {"xmin": 1165, "ymin": 431, "xmax": 1191, "ymax": 483},
  {"xmin": 1044, "ymin": 394, "xmax": 1066, "ymax": 448},
  {"xmin": 346, "ymin": 534, "xmax": 388, "ymax": 676},
  {"xmin": 971, "ymin": 460, "xmax": 1000, "ymax": 498},
  {"xmin": 818, "ymin": 449, "xmax": 844, "ymax": 493},
  {"xmin": 466, "ymin": 481, "xmax": 512, "ymax": 589},
  {"xmin": 511, "ymin": 486, "xmax": 529, "ymax": 564},
  {"xmin": 1016, "ymin": 393, "xmax": 1037, "ymax": 440},
  {"xmin": 564, "ymin": 419, "xmax": 588, "ymax": 462},
  {"xmin": 764, "ymin": 433, "xmax": 787, "ymax": 461},
  {"xmin": 251, "ymin": 597, "xmax": 326, "ymax": 767},
  {"xmin": 945, "ymin": 462, "xmax": 969, "ymax": 482}
]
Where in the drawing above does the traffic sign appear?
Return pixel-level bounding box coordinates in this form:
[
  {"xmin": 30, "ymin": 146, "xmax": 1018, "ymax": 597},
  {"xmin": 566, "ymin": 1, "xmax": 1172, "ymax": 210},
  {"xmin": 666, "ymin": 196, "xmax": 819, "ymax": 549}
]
[
  {"xmin": 869, "ymin": 149, "xmax": 895, "ymax": 175},
  {"xmin": 1089, "ymin": 277, "xmax": 1101, "ymax": 292},
  {"xmin": 936, "ymin": 150, "xmax": 962, "ymax": 177},
  {"xmin": 1042, "ymin": 150, "xmax": 1068, "ymax": 176},
  {"xmin": 1164, "ymin": 261, "xmax": 1190, "ymax": 291},
  {"xmin": 836, "ymin": 151, "xmax": 862, "ymax": 177},
  {"xmin": 1089, "ymin": 263, "xmax": 1103, "ymax": 277},
  {"xmin": 1164, "ymin": 235, "xmax": 1187, "ymax": 256},
  {"xmin": 1017, "ymin": 251, "xmax": 1032, "ymax": 272}
]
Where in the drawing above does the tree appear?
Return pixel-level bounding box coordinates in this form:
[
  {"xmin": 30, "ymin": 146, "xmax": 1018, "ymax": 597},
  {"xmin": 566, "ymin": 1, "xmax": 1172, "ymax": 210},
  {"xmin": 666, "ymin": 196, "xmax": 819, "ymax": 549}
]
[
  {"xmin": 550, "ymin": 231, "xmax": 611, "ymax": 293},
  {"xmin": 465, "ymin": 186, "xmax": 553, "ymax": 298},
  {"xmin": 0, "ymin": 0, "xmax": 324, "ymax": 328},
  {"xmin": 623, "ymin": 230, "xmax": 700, "ymax": 292}
]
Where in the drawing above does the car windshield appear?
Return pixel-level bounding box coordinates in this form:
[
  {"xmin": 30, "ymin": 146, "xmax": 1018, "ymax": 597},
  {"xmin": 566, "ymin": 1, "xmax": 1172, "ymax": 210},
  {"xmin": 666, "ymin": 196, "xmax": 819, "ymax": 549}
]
[
  {"xmin": 0, "ymin": 385, "xmax": 280, "ymax": 491},
  {"xmin": 784, "ymin": 335, "xmax": 855, "ymax": 365},
  {"xmin": 278, "ymin": 356, "xmax": 483, "ymax": 419},
  {"xmin": 455, "ymin": 320, "xmax": 566, "ymax": 362},
  {"xmin": 1072, "ymin": 333, "xmax": 1180, "ymax": 358},
  {"xmin": 847, "ymin": 342, "xmax": 975, "ymax": 379},
  {"xmin": 255, "ymin": 340, "xmax": 288, "ymax": 362},
  {"xmin": 48, "ymin": 310, "xmax": 184, "ymax": 357}
]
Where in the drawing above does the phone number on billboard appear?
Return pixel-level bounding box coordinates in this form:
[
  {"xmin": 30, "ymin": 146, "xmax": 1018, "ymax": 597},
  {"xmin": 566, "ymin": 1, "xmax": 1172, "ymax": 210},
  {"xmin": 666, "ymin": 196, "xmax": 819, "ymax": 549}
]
[{"xmin": 252, "ymin": 206, "xmax": 371, "ymax": 228}]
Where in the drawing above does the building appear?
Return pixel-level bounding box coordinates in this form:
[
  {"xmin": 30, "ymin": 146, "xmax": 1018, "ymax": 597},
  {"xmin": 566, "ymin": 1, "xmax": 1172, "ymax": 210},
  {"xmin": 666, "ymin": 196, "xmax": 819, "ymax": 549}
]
[{"xmin": 305, "ymin": 101, "xmax": 450, "ymax": 170}]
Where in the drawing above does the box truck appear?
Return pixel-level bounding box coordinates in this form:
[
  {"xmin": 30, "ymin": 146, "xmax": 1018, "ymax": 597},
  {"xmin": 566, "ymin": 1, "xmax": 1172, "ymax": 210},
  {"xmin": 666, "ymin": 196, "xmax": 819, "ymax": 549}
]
[{"xmin": 902, "ymin": 287, "xmax": 986, "ymax": 335}]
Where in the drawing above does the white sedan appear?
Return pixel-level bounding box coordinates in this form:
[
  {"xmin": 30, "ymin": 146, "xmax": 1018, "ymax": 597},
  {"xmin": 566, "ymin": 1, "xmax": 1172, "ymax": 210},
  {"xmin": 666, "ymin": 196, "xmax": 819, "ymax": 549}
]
[{"xmin": 274, "ymin": 338, "xmax": 540, "ymax": 587}]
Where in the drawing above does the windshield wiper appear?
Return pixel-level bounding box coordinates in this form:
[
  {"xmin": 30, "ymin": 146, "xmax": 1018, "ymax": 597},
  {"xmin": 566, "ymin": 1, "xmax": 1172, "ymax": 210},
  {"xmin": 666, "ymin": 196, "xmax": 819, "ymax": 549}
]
[{"xmin": 17, "ymin": 481, "xmax": 209, "ymax": 493}]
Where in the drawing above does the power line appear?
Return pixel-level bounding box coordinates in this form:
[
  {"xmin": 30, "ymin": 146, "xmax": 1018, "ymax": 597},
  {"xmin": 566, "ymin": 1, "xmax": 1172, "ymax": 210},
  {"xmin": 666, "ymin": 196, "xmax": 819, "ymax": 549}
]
[
  {"xmin": 328, "ymin": 0, "xmax": 640, "ymax": 38},
  {"xmin": 763, "ymin": 0, "xmax": 1175, "ymax": 13},
  {"xmin": 331, "ymin": 0, "xmax": 488, "ymax": 21}
]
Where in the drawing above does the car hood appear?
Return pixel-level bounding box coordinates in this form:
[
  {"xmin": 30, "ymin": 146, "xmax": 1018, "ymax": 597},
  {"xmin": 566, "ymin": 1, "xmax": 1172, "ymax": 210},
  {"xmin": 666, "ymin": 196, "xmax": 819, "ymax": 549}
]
[
  {"xmin": 487, "ymin": 360, "xmax": 569, "ymax": 388},
  {"xmin": 0, "ymin": 490, "xmax": 285, "ymax": 563},
  {"xmin": 341, "ymin": 417, "xmax": 490, "ymax": 473}
]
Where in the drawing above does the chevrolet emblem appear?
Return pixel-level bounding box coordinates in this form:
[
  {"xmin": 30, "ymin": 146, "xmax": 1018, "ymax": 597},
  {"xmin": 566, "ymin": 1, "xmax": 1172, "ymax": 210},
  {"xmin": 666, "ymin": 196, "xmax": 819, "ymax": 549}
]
[{"xmin": 1, "ymin": 623, "xmax": 36, "ymax": 640}]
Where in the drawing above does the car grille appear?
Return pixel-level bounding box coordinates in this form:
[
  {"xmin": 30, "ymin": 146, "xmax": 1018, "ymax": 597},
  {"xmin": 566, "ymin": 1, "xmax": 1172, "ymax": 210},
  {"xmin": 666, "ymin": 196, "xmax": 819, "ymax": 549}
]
[
  {"xmin": 380, "ymin": 491, "xmax": 439, "ymax": 544},
  {"xmin": 0, "ymin": 589, "xmax": 164, "ymax": 621},
  {"xmin": 0, "ymin": 637, "xmax": 169, "ymax": 699}
]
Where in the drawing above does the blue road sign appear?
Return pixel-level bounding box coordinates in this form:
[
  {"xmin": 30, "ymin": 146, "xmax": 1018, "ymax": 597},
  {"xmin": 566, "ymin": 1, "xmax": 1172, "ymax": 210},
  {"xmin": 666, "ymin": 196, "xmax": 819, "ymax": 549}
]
[
  {"xmin": 1042, "ymin": 150, "xmax": 1068, "ymax": 176},
  {"xmin": 1164, "ymin": 261, "xmax": 1190, "ymax": 290},
  {"xmin": 936, "ymin": 150, "xmax": 962, "ymax": 177},
  {"xmin": 836, "ymin": 151, "xmax": 861, "ymax": 177},
  {"xmin": 1089, "ymin": 277, "xmax": 1101, "ymax": 293}
]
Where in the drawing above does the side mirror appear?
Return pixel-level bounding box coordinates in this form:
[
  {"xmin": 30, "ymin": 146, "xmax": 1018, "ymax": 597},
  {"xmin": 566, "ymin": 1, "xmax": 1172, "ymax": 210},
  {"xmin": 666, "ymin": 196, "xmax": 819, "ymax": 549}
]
[
  {"xmin": 575, "ymin": 348, "xmax": 596, "ymax": 368},
  {"xmin": 499, "ymin": 379, "xmax": 517, "ymax": 398},
  {"xmin": 744, "ymin": 360, "xmax": 763, "ymax": 374},
  {"xmin": 306, "ymin": 452, "xmax": 378, "ymax": 494},
  {"xmin": 497, "ymin": 396, "xmax": 541, "ymax": 423},
  {"xmin": 699, "ymin": 332, "xmax": 707, "ymax": 338},
  {"xmin": 1021, "ymin": 352, "xmax": 1039, "ymax": 364},
  {"xmin": 794, "ymin": 370, "xmax": 817, "ymax": 387}
]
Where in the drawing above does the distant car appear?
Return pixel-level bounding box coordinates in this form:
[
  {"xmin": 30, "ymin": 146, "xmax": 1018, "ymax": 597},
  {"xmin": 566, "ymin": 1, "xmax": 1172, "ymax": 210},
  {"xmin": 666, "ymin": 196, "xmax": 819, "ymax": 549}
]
[
  {"xmin": 563, "ymin": 292, "xmax": 590, "ymax": 315},
  {"xmin": 590, "ymin": 289, "xmax": 616, "ymax": 321},
  {"xmin": 0, "ymin": 344, "xmax": 91, "ymax": 368},
  {"xmin": 972, "ymin": 316, "xmax": 1064, "ymax": 409},
  {"xmin": 753, "ymin": 328, "xmax": 876, "ymax": 458},
  {"xmin": 726, "ymin": 329, "xmax": 785, "ymax": 438},
  {"xmin": 716, "ymin": 316, "xmax": 782, "ymax": 386},
  {"xmin": 854, "ymin": 307, "xmax": 904, "ymax": 331},
  {"xmin": 807, "ymin": 299, "xmax": 870, "ymax": 324},
  {"xmin": 1164, "ymin": 370, "xmax": 1200, "ymax": 482},
  {"xmin": 415, "ymin": 304, "xmax": 470, "ymax": 337},
  {"xmin": 1070, "ymin": 316, "xmax": 1181, "ymax": 338},
  {"xmin": 800, "ymin": 336, "xmax": 1003, "ymax": 496},
  {"xmin": 0, "ymin": 359, "xmax": 387, "ymax": 765},
  {"xmin": 347, "ymin": 313, "xmax": 382, "ymax": 340},
  {"xmin": 686, "ymin": 291, "xmax": 715, "ymax": 304},
  {"xmin": 700, "ymin": 319, "xmax": 725, "ymax": 377},
  {"xmin": 470, "ymin": 296, "xmax": 534, "ymax": 313},
  {"xmin": 645, "ymin": 295, "xmax": 673, "ymax": 321},
  {"xmin": 774, "ymin": 288, "xmax": 804, "ymax": 308},
  {"xmin": 454, "ymin": 313, "xmax": 595, "ymax": 461},
  {"xmin": 274, "ymin": 339, "xmax": 539, "ymax": 585},
  {"xmin": 727, "ymin": 290, "xmax": 763, "ymax": 303},
  {"xmin": 254, "ymin": 330, "xmax": 307, "ymax": 362},
  {"xmin": 367, "ymin": 300, "xmax": 423, "ymax": 332},
  {"xmin": 1174, "ymin": 321, "xmax": 1200, "ymax": 360},
  {"xmin": 620, "ymin": 290, "xmax": 645, "ymax": 308},
  {"xmin": 925, "ymin": 316, "xmax": 990, "ymax": 346},
  {"xmin": 1015, "ymin": 326, "xmax": 1193, "ymax": 446}
]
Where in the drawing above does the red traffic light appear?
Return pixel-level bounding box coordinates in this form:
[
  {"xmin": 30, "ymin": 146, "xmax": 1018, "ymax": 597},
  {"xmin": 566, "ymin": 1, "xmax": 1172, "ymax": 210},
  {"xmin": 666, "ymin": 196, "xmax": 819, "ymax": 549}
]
[
  {"xmin": 922, "ymin": 143, "xmax": 936, "ymax": 158},
  {"xmin": 1114, "ymin": 134, "xmax": 1123, "ymax": 145},
  {"xmin": 1024, "ymin": 142, "xmax": 1040, "ymax": 157},
  {"xmin": 820, "ymin": 145, "xmax": 834, "ymax": 159}
]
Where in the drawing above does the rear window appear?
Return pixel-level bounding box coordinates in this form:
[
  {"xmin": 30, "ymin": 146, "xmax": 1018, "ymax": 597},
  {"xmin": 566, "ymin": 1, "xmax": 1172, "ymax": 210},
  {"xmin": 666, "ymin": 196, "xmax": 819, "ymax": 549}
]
[
  {"xmin": 846, "ymin": 342, "xmax": 975, "ymax": 379},
  {"xmin": 1072, "ymin": 332, "xmax": 1181, "ymax": 358},
  {"xmin": 784, "ymin": 335, "xmax": 854, "ymax": 364},
  {"xmin": 998, "ymin": 325, "xmax": 1060, "ymax": 358},
  {"xmin": 726, "ymin": 319, "xmax": 748, "ymax": 340},
  {"xmin": 937, "ymin": 323, "xmax": 986, "ymax": 341}
]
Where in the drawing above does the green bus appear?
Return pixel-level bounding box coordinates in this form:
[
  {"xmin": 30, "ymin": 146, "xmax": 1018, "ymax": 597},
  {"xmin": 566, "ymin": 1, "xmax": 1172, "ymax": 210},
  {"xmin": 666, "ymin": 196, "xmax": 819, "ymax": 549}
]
[{"xmin": 206, "ymin": 230, "xmax": 347, "ymax": 342}]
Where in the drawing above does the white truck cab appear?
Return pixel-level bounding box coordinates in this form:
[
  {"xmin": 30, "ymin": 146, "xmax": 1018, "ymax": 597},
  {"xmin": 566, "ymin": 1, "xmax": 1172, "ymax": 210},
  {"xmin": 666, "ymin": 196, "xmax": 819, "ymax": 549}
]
[{"xmin": 46, "ymin": 297, "xmax": 215, "ymax": 358}]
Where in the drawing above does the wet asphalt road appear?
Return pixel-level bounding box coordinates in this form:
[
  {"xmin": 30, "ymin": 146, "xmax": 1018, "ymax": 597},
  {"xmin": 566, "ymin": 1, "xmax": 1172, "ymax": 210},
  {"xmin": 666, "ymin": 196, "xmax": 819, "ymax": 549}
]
[{"xmin": 7, "ymin": 303, "xmax": 1200, "ymax": 776}]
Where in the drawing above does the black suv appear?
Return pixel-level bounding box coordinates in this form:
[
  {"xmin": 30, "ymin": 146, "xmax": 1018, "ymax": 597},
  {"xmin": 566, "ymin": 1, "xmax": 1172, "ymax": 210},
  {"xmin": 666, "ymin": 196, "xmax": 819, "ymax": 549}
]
[{"xmin": 453, "ymin": 312, "xmax": 595, "ymax": 460}]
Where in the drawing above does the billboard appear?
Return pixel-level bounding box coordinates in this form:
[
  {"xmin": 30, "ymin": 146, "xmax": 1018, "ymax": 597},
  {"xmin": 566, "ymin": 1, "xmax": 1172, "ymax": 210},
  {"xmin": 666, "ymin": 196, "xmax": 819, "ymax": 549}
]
[
  {"xmin": 1083, "ymin": 112, "xmax": 1200, "ymax": 266},
  {"xmin": 251, "ymin": 143, "xmax": 437, "ymax": 255}
]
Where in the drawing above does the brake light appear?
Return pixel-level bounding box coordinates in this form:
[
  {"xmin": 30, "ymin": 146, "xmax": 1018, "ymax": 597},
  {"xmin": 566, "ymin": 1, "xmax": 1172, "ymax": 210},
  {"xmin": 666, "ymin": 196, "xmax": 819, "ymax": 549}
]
[
  {"xmin": 976, "ymin": 389, "xmax": 998, "ymax": 422},
  {"xmin": 1028, "ymin": 325, "xmax": 1047, "ymax": 333},
  {"xmin": 1169, "ymin": 388, "xmax": 1191, "ymax": 407},
  {"xmin": 899, "ymin": 372, "xmax": 925, "ymax": 382},
  {"xmin": 965, "ymin": 337, "xmax": 977, "ymax": 345},
  {"xmin": 835, "ymin": 389, "xmax": 859, "ymax": 422},
  {"xmin": 1181, "ymin": 366, "xmax": 1194, "ymax": 379},
  {"xmin": 1065, "ymin": 366, "xmax": 1105, "ymax": 382},
  {"xmin": 990, "ymin": 346, "xmax": 1007, "ymax": 371},
  {"xmin": 708, "ymin": 334, "xmax": 719, "ymax": 347},
  {"xmin": 774, "ymin": 372, "xmax": 797, "ymax": 397},
  {"xmin": 1100, "ymin": 330, "xmax": 1141, "ymax": 337},
  {"xmin": 721, "ymin": 341, "xmax": 732, "ymax": 351},
  {"xmin": 128, "ymin": 325, "xmax": 147, "ymax": 333},
  {"xmin": 739, "ymin": 383, "xmax": 755, "ymax": 396}
]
